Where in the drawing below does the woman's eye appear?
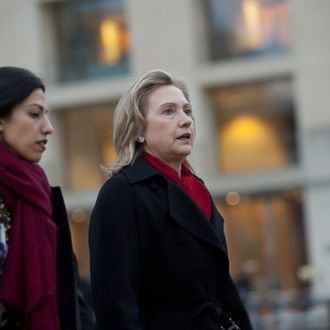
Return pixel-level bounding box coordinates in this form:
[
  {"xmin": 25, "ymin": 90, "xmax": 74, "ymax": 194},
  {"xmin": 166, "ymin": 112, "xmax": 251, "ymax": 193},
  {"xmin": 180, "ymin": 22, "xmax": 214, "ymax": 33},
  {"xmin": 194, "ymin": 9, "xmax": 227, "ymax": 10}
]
[
  {"xmin": 184, "ymin": 108, "xmax": 193, "ymax": 116},
  {"xmin": 163, "ymin": 108, "xmax": 174, "ymax": 115},
  {"xmin": 29, "ymin": 112, "xmax": 40, "ymax": 118}
]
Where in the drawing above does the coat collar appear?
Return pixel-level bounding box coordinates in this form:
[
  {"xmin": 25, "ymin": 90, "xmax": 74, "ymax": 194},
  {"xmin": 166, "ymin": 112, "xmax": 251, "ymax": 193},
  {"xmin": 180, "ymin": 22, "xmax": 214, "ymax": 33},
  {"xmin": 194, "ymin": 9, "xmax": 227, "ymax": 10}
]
[
  {"xmin": 121, "ymin": 156, "xmax": 162, "ymax": 184},
  {"xmin": 122, "ymin": 158, "xmax": 227, "ymax": 254},
  {"xmin": 122, "ymin": 157, "xmax": 228, "ymax": 256},
  {"xmin": 167, "ymin": 180, "xmax": 228, "ymax": 255}
]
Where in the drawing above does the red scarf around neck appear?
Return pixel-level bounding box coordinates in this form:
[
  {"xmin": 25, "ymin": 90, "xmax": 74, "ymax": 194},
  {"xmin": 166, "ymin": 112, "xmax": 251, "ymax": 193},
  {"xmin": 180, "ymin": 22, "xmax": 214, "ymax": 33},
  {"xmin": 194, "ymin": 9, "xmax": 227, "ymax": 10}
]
[
  {"xmin": 0, "ymin": 143, "xmax": 60, "ymax": 330},
  {"xmin": 141, "ymin": 152, "xmax": 211, "ymax": 220}
]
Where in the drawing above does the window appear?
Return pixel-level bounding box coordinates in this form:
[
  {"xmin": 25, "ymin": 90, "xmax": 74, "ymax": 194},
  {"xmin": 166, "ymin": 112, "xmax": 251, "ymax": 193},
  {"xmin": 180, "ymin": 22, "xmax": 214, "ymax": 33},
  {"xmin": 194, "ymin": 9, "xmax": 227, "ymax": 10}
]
[
  {"xmin": 57, "ymin": 103, "xmax": 117, "ymax": 191},
  {"xmin": 52, "ymin": 0, "xmax": 130, "ymax": 82},
  {"xmin": 219, "ymin": 190, "xmax": 307, "ymax": 289},
  {"xmin": 203, "ymin": 0, "xmax": 291, "ymax": 61},
  {"xmin": 217, "ymin": 189, "xmax": 308, "ymax": 326},
  {"xmin": 207, "ymin": 78, "xmax": 297, "ymax": 174}
]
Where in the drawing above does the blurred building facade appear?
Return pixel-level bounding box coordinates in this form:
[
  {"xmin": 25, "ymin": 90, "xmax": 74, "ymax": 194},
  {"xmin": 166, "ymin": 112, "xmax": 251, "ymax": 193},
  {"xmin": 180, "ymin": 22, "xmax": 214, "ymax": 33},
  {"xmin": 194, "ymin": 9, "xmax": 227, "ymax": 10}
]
[{"xmin": 1, "ymin": 0, "xmax": 330, "ymax": 327}]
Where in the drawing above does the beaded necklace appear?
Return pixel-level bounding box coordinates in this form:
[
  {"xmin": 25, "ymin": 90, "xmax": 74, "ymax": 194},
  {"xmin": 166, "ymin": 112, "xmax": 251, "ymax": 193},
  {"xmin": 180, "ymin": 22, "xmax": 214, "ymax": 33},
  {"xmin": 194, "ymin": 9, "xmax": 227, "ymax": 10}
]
[{"xmin": 0, "ymin": 197, "xmax": 11, "ymax": 275}]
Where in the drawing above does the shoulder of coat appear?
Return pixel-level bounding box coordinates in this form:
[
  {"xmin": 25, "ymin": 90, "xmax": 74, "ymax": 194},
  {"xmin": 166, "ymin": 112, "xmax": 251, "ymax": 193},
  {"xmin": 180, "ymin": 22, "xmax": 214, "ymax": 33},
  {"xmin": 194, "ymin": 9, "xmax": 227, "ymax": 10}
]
[{"xmin": 99, "ymin": 172, "xmax": 132, "ymax": 196}]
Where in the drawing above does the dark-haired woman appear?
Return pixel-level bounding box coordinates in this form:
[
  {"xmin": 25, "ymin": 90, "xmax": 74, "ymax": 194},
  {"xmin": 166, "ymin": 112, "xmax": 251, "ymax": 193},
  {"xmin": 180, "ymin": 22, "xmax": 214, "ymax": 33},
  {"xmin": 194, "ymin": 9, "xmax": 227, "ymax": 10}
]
[{"xmin": 0, "ymin": 66, "xmax": 94, "ymax": 330}]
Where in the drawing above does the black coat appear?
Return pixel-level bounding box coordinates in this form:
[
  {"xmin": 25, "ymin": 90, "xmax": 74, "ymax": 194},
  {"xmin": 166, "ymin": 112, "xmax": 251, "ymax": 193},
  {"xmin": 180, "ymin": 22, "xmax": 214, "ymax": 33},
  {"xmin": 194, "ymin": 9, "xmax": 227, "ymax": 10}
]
[
  {"xmin": 51, "ymin": 187, "xmax": 95, "ymax": 330},
  {"xmin": 89, "ymin": 157, "xmax": 252, "ymax": 330}
]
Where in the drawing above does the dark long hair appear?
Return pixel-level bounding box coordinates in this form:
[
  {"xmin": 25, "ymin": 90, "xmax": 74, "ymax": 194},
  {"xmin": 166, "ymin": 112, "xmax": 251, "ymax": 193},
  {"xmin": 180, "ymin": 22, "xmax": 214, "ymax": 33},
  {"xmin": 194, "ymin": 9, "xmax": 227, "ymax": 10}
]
[{"xmin": 0, "ymin": 66, "xmax": 45, "ymax": 118}]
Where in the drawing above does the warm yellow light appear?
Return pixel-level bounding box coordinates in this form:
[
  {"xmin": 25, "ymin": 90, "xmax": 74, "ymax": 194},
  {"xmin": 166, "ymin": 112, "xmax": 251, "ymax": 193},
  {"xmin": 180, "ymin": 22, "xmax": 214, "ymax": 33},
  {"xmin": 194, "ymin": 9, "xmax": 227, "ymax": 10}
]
[
  {"xmin": 226, "ymin": 191, "xmax": 241, "ymax": 206},
  {"xmin": 226, "ymin": 115, "xmax": 265, "ymax": 141},
  {"xmin": 70, "ymin": 209, "xmax": 87, "ymax": 223},
  {"xmin": 99, "ymin": 19, "xmax": 121, "ymax": 64},
  {"xmin": 241, "ymin": 0, "xmax": 263, "ymax": 49},
  {"xmin": 219, "ymin": 115, "xmax": 288, "ymax": 173}
]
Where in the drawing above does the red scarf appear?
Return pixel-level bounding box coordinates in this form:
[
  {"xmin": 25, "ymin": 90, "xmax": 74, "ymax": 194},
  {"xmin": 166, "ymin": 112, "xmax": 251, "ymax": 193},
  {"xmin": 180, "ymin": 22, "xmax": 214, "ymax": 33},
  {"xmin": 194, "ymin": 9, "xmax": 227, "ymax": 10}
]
[
  {"xmin": 0, "ymin": 143, "xmax": 60, "ymax": 330},
  {"xmin": 141, "ymin": 152, "xmax": 211, "ymax": 220}
]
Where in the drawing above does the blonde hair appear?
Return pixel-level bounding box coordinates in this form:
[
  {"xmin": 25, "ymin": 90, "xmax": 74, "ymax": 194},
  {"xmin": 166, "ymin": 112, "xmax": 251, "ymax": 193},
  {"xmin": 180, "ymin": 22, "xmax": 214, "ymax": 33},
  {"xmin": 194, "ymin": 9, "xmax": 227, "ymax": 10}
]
[{"xmin": 107, "ymin": 69, "xmax": 192, "ymax": 177}]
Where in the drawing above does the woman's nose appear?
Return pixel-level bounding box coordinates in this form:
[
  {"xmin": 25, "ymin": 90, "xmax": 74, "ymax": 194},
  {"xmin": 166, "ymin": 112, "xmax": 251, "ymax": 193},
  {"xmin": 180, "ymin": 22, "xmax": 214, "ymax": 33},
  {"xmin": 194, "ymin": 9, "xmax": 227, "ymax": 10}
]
[
  {"xmin": 42, "ymin": 116, "xmax": 54, "ymax": 135},
  {"xmin": 179, "ymin": 112, "xmax": 193, "ymax": 127}
]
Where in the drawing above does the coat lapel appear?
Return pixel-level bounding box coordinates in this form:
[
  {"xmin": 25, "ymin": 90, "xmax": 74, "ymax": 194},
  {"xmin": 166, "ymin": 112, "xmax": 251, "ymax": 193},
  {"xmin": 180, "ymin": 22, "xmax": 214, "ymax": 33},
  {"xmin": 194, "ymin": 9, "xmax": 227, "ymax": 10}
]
[
  {"xmin": 167, "ymin": 180, "xmax": 228, "ymax": 255},
  {"xmin": 124, "ymin": 157, "xmax": 229, "ymax": 256},
  {"xmin": 210, "ymin": 202, "xmax": 228, "ymax": 254}
]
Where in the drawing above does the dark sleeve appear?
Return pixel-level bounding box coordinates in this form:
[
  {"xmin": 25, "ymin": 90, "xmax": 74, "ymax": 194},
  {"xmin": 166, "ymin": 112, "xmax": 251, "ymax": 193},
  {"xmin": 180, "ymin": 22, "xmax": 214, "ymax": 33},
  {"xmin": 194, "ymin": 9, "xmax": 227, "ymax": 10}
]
[
  {"xmin": 51, "ymin": 187, "xmax": 95, "ymax": 330},
  {"xmin": 73, "ymin": 257, "xmax": 96, "ymax": 330},
  {"xmin": 223, "ymin": 275, "xmax": 254, "ymax": 329},
  {"xmin": 76, "ymin": 284, "xmax": 96, "ymax": 330},
  {"xmin": 89, "ymin": 175, "xmax": 142, "ymax": 330}
]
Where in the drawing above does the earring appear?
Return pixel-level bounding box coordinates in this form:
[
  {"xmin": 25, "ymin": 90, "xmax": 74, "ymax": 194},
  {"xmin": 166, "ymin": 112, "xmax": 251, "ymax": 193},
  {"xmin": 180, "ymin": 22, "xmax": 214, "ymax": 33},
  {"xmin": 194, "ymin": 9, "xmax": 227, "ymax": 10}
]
[{"xmin": 137, "ymin": 136, "xmax": 145, "ymax": 143}]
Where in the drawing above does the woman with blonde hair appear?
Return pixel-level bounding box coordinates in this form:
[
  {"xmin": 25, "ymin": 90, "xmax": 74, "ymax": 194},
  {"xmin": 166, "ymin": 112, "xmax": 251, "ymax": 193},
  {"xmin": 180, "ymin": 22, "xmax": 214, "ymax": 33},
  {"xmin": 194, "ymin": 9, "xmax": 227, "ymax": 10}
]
[{"xmin": 89, "ymin": 69, "xmax": 253, "ymax": 330}]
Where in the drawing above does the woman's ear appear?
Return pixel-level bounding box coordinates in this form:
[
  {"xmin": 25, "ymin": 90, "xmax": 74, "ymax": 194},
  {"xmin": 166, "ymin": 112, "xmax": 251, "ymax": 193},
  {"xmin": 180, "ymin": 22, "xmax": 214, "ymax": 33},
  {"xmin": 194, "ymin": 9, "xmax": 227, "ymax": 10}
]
[
  {"xmin": 0, "ymin": 117, "xmax": 4, "ymax": 133},
  {"xmin": 0, "ymin": 123, "xmax": 3, "ymax": 142}
]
